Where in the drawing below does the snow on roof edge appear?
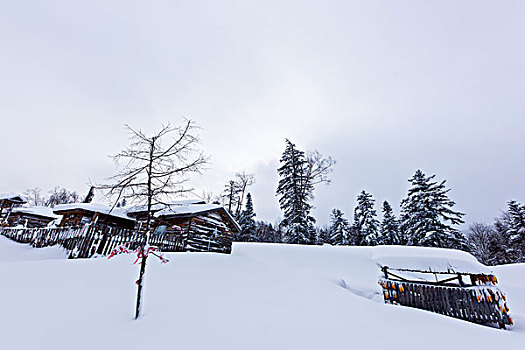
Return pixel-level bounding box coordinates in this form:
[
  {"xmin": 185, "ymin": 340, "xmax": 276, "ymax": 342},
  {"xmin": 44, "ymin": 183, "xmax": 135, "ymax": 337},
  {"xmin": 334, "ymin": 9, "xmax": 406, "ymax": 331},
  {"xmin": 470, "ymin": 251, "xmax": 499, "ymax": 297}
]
[
  {"xmin": 125, "ymin": 199, "xmax": 206, "ymax": 215},
  {"xmin": 155, "ymin": 203, "xmax": 241, "ymax": 232},
  {"xmin": 11, "ymin": 206, "xmax": 60, "ymax": 219},
  {"xmin": 0, "ymin": 193, "xmax": 27, "ymax": 203},
  {"xmin": 53, "ymin": 203, "xmax": 133, "ymax": 221}
]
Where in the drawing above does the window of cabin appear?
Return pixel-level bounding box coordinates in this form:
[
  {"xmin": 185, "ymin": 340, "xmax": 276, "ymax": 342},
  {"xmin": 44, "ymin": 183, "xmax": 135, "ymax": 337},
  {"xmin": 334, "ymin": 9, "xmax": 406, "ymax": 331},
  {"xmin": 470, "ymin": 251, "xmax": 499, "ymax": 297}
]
[{"xmin": 154, "ymin": 225, "xmax": 167, "ymax": 235}]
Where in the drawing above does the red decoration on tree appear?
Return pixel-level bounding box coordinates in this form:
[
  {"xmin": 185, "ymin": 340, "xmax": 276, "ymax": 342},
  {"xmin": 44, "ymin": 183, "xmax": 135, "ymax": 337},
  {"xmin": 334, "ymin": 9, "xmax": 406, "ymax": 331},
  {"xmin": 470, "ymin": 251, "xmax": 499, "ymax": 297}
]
[{"xmin": 108, "ymin": 244, "xmax": 169, "ymax": 264}]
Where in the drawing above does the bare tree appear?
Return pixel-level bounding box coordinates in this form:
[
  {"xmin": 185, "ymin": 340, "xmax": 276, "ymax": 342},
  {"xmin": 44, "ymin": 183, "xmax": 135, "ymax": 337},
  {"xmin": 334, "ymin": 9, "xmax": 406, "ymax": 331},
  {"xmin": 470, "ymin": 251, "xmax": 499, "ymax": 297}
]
[
  {"xmin": 46, "ymin": 186, "xmax": 79, "ymax": 207},
  {"xmin": 234, "ymin": 172, "xmax": 255, "ymax": 218},
  {"xmin": 305, "ymin": 150, "xmax": 336, "ymax": 188},
  {"xmin": 23, "ymin": 187, "xmax": 45, "ymax": 206},
  {"xmin": 467, "ymin": 223, "xmax": 495, "ymax": 265},
  {"xmin": 219, "ymin": 172, "xmax": 255, "ymax": 218},
  {"xmin": 100, "ymin": 119, "xmax": 207, "ymax": 319},
  {"xmin": 199, "ymin": 190, "xmax": 220, "ymax": 204},
  {"xmin": 222, "ymin": 180, "xmax": 241, "ymax": 214}
]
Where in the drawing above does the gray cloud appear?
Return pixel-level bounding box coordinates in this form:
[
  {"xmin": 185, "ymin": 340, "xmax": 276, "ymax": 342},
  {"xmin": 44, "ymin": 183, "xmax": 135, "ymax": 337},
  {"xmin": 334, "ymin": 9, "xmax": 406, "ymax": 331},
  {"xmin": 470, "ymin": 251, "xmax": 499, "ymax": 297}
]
[{"xmin": 1, "ymin": 0, "xmax": 524, "ymax": 226}]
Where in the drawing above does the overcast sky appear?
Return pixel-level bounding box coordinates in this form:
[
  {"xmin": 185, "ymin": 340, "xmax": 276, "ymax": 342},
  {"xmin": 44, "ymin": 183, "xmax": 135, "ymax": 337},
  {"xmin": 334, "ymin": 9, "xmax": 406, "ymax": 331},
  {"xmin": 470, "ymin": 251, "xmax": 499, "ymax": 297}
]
[{"xmin": 1, "ymin": 0, "xmax": 524, "ymax": 227}]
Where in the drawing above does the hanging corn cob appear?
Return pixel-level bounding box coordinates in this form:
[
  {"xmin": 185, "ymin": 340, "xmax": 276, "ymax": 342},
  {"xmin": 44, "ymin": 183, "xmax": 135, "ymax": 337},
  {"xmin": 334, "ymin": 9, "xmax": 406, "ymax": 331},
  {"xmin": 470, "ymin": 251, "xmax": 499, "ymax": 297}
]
[{"xmin": 378, "ymin": 266, "xmax": 513, "ymax": 329}]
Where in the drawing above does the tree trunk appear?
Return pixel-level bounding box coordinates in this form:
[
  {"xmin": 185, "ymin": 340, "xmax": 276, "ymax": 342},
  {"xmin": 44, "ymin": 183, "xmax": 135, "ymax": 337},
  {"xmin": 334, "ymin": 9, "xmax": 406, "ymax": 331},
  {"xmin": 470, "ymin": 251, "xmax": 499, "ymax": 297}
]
[
  {"xmin": 135, "ymin": 138, "xmax": 155, "ymax": 319},
  {"xmin": 135, "ymin": 248, "xmax": 148, "ymax": 319}
]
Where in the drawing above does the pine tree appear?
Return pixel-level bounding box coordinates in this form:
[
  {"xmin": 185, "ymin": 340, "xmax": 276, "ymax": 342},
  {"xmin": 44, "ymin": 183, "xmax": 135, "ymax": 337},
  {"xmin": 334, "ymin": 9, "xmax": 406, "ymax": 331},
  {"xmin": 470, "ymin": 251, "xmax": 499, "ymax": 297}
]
[
  {"xmin": 353, "ymin": 190, "xmax": 379, "ymax": 245},
  {"xmin": 315, "ymin": 225, "xmax": 330, "ymax": 245},
  {"xmin": 329, "ymin": 208, "xmax": 350, "ymax": 245},
  {"xmin": 276, "ymin": 139, "xmax": 313, "ymax": 244},
  {"xmin": 507, "ymin": 200, "xmax": 525, "ymax": 261},
  {"xmin": 378, "ymin": 201, "xmax": 399, "ymax": 245},
  {"xmin": 238, "ymin": 193, "xmax": 257, "ymax": 242},
  {"xmin": 400, "ymin": 170, "xmax": 466, "ymax": 249}
]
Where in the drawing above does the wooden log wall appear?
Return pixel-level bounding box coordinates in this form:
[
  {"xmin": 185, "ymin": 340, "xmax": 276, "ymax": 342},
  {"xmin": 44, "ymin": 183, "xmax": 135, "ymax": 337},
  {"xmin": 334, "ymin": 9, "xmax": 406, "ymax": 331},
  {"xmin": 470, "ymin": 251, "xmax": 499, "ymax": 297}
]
[
  {"xmin": 7, "ymin": 213, "xmax": 55, "ymax": 228},
  {"xmin": 185, "ymin": 212, "xmax": 233, "ymax": 254},
  {"xmin": 379, "ymin": 278, "xmax": 513, "ymax": 329}
]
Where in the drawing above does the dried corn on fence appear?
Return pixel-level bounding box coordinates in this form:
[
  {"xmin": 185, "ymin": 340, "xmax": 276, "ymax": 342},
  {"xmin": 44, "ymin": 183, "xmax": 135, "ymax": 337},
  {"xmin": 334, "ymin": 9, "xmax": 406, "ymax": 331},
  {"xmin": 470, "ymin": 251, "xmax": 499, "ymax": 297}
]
[
  {"xmin": 379, "ymin": 266, "xmax": 513, "ymax": 329},
  {"xmin": 0, "ymin": 225, "xmax": 184, "ymax": 259}
]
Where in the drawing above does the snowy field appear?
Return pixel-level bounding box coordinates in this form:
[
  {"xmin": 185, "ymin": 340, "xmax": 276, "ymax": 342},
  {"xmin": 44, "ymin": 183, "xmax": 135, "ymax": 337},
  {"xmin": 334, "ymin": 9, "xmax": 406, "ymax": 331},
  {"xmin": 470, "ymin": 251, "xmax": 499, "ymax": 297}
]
[{"xmin": 0, "ymin": 236, "xmax": 523, "ymax": 350}]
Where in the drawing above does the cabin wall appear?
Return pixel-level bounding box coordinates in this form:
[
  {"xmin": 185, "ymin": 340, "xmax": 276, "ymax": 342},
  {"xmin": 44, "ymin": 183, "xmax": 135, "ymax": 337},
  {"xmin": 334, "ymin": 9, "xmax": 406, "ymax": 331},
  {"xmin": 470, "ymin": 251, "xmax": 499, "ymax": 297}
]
[
  {"xmin": 7, "ymin": 213, "xmax": 55, "ymax": 228},
  {"xmin": 0, "ymin": 200, "xmax": 24, "ymax": 222},
  {"xmin": 58, "ymin": 210, "xmax": 135, "ymax": 230},
  {"xmin": 131, "ymin": 213, "xmax": 162, "ymax": 232},
  {"xmin": 59, "ymin": 211, "xmax": 93, "ymax": 227},
  {"xmin": 186, "ymin": 212, "xmax": 233, "ymax": 254},
  {"xmin": 157, "ymin": 211, "xmax": 234, "ymax": 253}
]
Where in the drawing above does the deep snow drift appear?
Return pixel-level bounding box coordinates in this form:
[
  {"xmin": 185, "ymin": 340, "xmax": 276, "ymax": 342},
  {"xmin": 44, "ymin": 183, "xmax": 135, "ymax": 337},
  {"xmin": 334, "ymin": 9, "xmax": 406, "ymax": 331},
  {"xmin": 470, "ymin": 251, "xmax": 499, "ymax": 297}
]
[{"xmin": 0, "ymin": 236, "xmax": 523, "ymax": 350}]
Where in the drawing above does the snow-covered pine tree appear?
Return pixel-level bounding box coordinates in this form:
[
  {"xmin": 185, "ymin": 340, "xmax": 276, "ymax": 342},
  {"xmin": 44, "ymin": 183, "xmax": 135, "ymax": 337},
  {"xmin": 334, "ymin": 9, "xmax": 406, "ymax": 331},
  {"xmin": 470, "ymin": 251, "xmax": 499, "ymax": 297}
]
[
  {"xmin": 353, "ymin": 190, "xmax": 379, "ymax": 245},
  {"xmin": 400, "ymin": 170, "xmax": 433, "ymax": 246},
  {"xmin": 315, "ymin": 225, "xmax": 330, "ymax": 245},
  {"xmin": 378, "ymin": 201, "xmax": 399, "ymax": 245},
  {"xmin": 238, "ymin": 193, "xmax": 257, "ymax": 242},
  {"xmin": 329, "ymin": 208, "xmax": 350, "ymax": 245},
  {"xmin": 507, "ymin": 200, "xmax": 525, "ymax": 261},
  {"xmin": 400, "ymin": 170, "xmax": 466, "ymax": 249},
  {"xmin": 307, "ymin": 216, "xmax": 317, "ymax": 245},
  {"xmin": 276, "ymin": 139, "xmax": 313, "ymax": 245},
  {"xmin": 430, "ymin": 176, "xmax": 467, "ymax": 250}
]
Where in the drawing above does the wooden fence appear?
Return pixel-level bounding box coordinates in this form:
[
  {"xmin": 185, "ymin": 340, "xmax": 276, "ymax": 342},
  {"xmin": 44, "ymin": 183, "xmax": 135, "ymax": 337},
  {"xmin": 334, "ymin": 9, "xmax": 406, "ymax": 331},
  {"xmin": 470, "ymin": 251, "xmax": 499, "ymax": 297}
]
[
  {"xmin": 379, "ymin": 268, "xmax": 513, "ymax": 329},
  {"xmin": 0, "ymin": 225, "xmax": 184, "ymax": 259}
]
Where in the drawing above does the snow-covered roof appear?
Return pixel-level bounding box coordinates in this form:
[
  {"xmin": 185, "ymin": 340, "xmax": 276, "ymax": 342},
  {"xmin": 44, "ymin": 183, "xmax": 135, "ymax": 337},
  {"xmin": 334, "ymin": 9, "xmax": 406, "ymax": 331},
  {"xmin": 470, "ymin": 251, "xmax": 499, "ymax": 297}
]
[
  {"xmin": 11, "ymin": 206, "xmax": 60, "ymax": 219},
  {"xmin": 371, "ymin": 245, "xmax": 491, "ymax": 274},
  {"xmin": 53, "ymin": 203, "xmax": 134, "ymax": 221},
  {"xmin": 154, "ymin": 203, "xmax": 223, "ymax": 217},
  {"xmin": 0, "ymin": 193, "xmax": 27, "ymax": 203},
  {"xmin": 155, "ymin": 203, "xmax": 241, "ymax": 232},
  {"xmin": 125, "ymin": 199, "xmax": 206, "ymax": 216}
]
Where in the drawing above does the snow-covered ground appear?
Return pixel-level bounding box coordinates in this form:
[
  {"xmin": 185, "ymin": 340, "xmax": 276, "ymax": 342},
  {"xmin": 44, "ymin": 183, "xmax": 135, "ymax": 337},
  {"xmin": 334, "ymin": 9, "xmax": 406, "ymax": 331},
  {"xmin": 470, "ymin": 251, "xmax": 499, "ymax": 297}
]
[{"xmin": 0, "ymin": 236, "xmax": 523, "ymax": 350}]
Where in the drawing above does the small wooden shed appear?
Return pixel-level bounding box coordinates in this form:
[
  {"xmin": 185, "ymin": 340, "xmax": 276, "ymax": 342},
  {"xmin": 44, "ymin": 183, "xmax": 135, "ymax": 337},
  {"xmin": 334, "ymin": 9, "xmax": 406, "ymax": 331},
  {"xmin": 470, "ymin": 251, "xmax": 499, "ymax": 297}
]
[
  {"xmin": 153, "ymin": 203, "xmax": 240, "ymax": 254},
  {"xmin": 53, "ymin": 203, "xmax": 136, "ymax": 230},
  {"xmin": 0, "ymin": 193, "xmax": 27, "ymax": 224},
  {"xmin": 7, "ymin": 206, "xmax": 60, "ymax": 228}
]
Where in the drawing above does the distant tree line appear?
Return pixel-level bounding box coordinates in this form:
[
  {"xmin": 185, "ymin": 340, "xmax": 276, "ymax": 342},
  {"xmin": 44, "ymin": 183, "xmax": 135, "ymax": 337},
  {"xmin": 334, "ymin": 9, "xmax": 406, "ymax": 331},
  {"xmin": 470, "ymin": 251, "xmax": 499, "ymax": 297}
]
[
  {"xmin": 467, "ymin": 201, "xmax": 525, "ymax": 265},
  {"xmin": 231, "ymin": 139, "xmax": 524, "ymax": 266},
  {"xmin": 324, "ymin": 170, "xmax": 468, "ymax": 250},
  {"xmin": 23, "ymin": 186, "xmax": 80, "ymax": 207}
]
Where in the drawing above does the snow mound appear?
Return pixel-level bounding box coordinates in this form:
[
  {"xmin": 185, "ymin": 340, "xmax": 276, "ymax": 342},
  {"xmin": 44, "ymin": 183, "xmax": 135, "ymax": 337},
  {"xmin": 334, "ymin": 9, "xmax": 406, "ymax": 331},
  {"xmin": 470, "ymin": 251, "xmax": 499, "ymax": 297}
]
[
  {"xmin": 0, "ymin": 240, "xmax": 523, "ymax": 350},
  {"xmin": 0, "ymin": 235, "xmax": 68, "ymax": 262},
  {"xmin": 371, "ymin": 245, "xmax": 491, "ymax": 274}
]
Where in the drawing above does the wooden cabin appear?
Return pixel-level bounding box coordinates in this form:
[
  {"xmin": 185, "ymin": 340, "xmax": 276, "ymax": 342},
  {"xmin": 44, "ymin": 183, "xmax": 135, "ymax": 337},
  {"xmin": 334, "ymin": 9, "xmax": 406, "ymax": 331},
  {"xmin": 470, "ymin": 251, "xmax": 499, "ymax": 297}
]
[
  {"xmin": 53, "ymin": 203, "xmax": 135, "ymax": 230},
  {"xmin": 153, "ymin": 203, "xmax": 240, "ymax": 254},
  {"xmin": 0, "ymin": 193, "xmax": 27, "ymax": 224},
  {"xmin": 7, "ymin": 206, "xmax": 60, "ymax": 228}
]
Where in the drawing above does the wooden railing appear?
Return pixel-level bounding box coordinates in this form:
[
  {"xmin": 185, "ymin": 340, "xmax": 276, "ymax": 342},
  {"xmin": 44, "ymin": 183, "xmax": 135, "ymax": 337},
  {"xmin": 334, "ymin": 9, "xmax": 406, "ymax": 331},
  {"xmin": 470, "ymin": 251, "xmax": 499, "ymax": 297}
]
[{"xmin": 0, "ymin": 225, "xmax": 185, "ymax": 259}]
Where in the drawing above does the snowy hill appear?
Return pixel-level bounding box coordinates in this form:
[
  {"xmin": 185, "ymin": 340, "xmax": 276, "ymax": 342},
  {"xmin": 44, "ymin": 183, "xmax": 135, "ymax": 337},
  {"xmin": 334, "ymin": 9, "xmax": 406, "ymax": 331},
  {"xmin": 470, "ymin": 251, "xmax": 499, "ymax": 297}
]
[{"xmin": 0, "ymin": 236, "xmax": 523, "ymax": 350}]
